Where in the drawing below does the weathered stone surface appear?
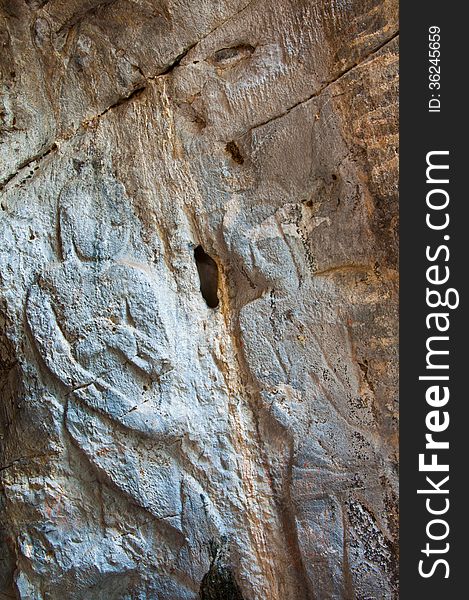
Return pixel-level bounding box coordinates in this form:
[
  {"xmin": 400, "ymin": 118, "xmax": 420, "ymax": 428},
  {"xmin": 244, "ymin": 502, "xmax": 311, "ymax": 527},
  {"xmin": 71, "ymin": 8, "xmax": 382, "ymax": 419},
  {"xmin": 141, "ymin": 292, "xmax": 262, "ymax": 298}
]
[{"xmin": 1, "ymin": 1, "xmax": 398, "ymax": 598}]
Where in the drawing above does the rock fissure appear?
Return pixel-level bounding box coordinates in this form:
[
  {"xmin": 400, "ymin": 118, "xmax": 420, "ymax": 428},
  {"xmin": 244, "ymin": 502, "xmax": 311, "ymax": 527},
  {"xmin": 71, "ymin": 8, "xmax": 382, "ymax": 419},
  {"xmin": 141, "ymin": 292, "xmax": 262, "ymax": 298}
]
[{"xmin": 238, "ymin": 31, "xmax": 399, "ymax": 137}]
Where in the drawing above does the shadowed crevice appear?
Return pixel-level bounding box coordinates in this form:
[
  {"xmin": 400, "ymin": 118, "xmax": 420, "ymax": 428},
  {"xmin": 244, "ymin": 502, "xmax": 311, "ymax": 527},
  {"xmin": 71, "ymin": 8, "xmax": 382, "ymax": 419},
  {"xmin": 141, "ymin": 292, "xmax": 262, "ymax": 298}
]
[
  {"xmin": 194, "ymin": 246, "xmax": 219, "ymax": 309},
  {"xmin": 199, "ymin": 539, "xmax": 245, "ymax": 600}
]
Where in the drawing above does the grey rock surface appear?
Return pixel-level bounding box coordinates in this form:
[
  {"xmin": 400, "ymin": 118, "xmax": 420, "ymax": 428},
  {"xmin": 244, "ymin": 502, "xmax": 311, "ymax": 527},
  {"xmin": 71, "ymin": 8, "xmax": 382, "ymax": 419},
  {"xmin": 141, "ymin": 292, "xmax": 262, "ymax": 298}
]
[{"xmin": 1, "ymin": 1, "xmax": 398, "ymax": 598}]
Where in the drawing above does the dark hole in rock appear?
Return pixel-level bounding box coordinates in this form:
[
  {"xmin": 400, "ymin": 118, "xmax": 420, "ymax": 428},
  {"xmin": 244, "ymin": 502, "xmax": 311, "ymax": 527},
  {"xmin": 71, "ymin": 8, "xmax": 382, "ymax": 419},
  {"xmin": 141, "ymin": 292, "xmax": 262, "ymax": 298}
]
[
  {"xmin": 199, "ymin": 562, "xmax": 244, "ymax": 600},
  {"xmin": 194, "ymin": 245, "xmax": 219, "ymax": 308},
  {"xmin": 199, "ymin": 540, "xmax": 244, "ymax": 600},
  {"xmin": 213, "ymin": 44, "xmax": 255, "ymax": 63},
  {"xmin": 225, "ymin": 141, "xmax": 244, "ymax": 165}
]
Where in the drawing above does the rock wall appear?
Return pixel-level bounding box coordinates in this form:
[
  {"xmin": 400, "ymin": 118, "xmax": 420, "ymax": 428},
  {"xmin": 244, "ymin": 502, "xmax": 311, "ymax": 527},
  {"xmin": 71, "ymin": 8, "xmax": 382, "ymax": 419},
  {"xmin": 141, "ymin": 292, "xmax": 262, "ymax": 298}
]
[{"xmin": 0, "ymin": 1, "xmax": 398, "ymax": 598}]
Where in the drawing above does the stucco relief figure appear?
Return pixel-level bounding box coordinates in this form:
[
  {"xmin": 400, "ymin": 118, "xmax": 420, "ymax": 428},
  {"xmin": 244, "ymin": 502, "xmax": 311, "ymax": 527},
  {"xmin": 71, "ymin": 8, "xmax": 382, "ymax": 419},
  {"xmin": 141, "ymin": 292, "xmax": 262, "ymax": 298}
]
[{"xmin": 25, "ymin": 177, "xmax": 191, "ymax": 528}]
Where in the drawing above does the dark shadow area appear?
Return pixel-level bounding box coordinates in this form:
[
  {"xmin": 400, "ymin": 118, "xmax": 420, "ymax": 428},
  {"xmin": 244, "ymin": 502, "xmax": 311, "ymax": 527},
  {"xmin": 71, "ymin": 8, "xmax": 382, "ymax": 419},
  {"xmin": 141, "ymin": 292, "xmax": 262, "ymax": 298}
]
[
  {"xmin": 194, "ymin": 246, "xmax": 219, "ymax": 308},
  {"xmin": 199, "ymin": 540, "xmax": 244, "ymax": 600}
]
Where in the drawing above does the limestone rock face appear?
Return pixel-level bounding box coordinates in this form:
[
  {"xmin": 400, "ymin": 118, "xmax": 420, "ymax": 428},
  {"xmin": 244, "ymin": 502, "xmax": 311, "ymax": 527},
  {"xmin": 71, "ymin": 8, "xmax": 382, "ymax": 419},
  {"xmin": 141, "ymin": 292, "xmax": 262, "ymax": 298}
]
[{"xmin": 0, "ymin": 1, "xmax": 398, "ymax": 598}]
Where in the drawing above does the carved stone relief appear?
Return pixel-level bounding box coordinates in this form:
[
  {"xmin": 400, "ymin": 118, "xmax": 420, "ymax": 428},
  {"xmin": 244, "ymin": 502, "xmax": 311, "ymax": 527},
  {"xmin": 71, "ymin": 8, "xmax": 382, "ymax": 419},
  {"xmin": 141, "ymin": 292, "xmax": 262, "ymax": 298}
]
[{"xmin": 1, "ymin": 1, "xmax": 398, "ymax": 598}]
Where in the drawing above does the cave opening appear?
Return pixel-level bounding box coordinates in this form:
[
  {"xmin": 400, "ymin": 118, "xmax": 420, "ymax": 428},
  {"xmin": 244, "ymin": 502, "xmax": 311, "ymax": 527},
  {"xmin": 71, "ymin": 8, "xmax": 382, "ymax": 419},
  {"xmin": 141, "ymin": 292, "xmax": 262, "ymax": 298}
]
[{"xmin": 194, "ymin": 245, "xmax": 220, "ymax": 308}]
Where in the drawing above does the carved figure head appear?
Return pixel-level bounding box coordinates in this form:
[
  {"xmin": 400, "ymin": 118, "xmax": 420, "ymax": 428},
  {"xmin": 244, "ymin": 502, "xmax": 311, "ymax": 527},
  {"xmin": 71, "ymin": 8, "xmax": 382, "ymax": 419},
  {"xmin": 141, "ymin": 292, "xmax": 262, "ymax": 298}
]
[{"xmin": 59, "ymin": 176, "xmax": 131, "ymax": 262}]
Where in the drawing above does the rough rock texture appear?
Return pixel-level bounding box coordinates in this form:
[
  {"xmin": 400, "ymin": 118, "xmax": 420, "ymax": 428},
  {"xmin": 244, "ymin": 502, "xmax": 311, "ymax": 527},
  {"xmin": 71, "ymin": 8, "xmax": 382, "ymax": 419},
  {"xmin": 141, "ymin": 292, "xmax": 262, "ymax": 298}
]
[{"xmin": 0, "ymin": 1, "xmax": 398, "ymax": 598}]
